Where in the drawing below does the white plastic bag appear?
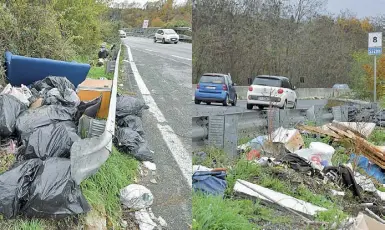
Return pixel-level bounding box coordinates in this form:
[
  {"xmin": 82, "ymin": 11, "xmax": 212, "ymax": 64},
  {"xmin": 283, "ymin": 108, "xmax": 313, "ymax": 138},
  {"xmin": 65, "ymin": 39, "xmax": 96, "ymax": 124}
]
[
  {"xmin": 1, "ymin": 84, "xmax": 32, "ymax": 106},
  {"xmin": 120, "ymin": 184, "xmax": 154, "ymax": 210},
  {"xmin": 295, "ymin": 142, "xmax": 335, "ymax": 167}
]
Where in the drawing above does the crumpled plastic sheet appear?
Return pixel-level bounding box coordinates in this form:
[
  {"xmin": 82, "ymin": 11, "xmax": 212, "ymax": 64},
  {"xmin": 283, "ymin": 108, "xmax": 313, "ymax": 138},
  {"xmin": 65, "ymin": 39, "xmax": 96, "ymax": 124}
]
[
  {"xmin": 192, "ymin": 171, "xmax": 227, "ymax": 196},
  {"xmin": 117, "ymin": 115, "xmax": 145, "ymax": 136},
  {"xmin": 23, "ymin": 121, "xmax": 80, "ymax": 160},
  {"xmin": 31, "ymin": 76, "xmax": 75, "ymax": 93},
  {"xmin": 114, "ymin": 127, "xmax": 153, "ymax": 162},
  {"xmin": 43, "ymin": 88, "xmax": 80, "ymax": 107},
  {"xmin": 120, "ymin": 184, "xmax": 154, "ymax": 210},
  {"xmin": 16, "ymin": 105, "xmax": 76, "ymax": 140},
  {"xmin": 116, "ymin": 95, "xmax": 149, "ymax": 118},
  {"xmin": 74, "ymin": 96, "xmax": 102, "ymax": 121},
  {"xmin": 0, "ymin": 95, "xmax": 27, "ymax": 137},
  {"xmin": 1, "ymin": 84, "xmax": 32, "ymax": 106}
]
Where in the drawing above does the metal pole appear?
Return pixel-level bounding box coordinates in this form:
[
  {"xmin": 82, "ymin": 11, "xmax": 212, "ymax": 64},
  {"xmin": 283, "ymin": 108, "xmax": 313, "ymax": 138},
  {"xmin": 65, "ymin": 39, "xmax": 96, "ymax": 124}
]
[{"xmin": 374, "ymin": 55, "xmax": 377, "ymax": 102}]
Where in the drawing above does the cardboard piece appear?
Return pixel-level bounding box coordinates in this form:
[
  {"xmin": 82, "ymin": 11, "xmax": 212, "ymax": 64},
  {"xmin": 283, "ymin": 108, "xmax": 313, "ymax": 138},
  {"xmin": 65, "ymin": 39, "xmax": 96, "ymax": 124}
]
[
  {"xmin": 29, "ymin": 98, "xmax": 43, "ymax": 109},
  {"xmin": 271, "ymin": 127, "xmax": 304, "ymax": 153},
  {"xmin": 353, "ymin": 212, "xmax": 385, "ymax": 230}
]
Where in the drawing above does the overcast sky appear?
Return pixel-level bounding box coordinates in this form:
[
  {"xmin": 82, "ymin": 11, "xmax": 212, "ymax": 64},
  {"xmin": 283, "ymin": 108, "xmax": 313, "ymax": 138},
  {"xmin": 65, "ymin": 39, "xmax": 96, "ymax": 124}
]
[{"xmin": 327, "ymin": 0, "xmax": 385, "ymax": 18}]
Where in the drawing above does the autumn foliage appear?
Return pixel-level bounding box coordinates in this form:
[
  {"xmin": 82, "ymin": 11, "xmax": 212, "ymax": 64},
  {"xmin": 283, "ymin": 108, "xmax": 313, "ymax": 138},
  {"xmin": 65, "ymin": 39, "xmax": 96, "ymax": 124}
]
[{"xmin": 363, "ymin": 55, "xmax": 385, "ymax": 99}]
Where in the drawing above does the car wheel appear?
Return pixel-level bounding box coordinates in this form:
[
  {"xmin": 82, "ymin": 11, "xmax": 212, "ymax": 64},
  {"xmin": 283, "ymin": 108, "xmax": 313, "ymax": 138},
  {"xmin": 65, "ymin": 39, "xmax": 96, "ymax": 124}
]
[
  {"xmin": 206, "ymin": 102, "xmax": 211, "ymax": 105},
  {"xmin": 231, "ymin": 95, "xmax": 237, "ymax": 106},
  {"xmin": 247, "ymin": 104, "xmax": 253, "ymax": 110},
  {"xmin": 162, "ymin": 38, "xmax": 165, "ymax": 44},
  {"xmin": 293, "ymin": 100, "xmax": 297, "ymax": 109},
  {"xmin": 174, "ymin": 42, "xmax": 178, "ymax": 44},
  {"xmin": 154, "ymin": 38, "xmax": 157, "ymax": 43},
  {"xmin": 258, "ymin": 105, "xmax": 264, "ymax": 110},
  {"xmin": 223, "ymin": 95, "xmax": 230, "ymax": 106},
  {"xmin": 195, "ymin": 99, "xmax": 201, "ymax": 104}
]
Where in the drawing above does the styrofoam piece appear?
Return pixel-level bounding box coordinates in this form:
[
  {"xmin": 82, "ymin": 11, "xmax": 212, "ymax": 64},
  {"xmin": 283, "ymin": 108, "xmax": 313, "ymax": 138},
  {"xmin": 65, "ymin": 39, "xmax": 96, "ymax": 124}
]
[{"xmin": 234, "ymin": 179, "xmax": 327, "ymax": 216}]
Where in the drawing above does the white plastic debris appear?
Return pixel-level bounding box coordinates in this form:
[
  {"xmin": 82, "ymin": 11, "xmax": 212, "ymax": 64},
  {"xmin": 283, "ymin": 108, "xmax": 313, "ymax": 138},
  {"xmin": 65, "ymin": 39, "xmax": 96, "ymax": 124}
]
[
  {"xmin": 1, "ymin": 84, "xmax": 32, "ymax": 106},
  {"xmin": 234, "ymin": 179, "xmax": 327, "ymax": 216},
  {"xmin": 143, "ymin": 161, "xmax": 156, "ymax": 171},
  {"xmin": 271, "ymin": 127, "xmax": 304, "ymax": 153},
  {"xmin": 193, "ymin": 165, "xmax": 212, "ymax": 174},
  {"xmin": 120, "ymin": 184, "xmax": 154, "ymax": 210},
  {"xmin": 331, "ymin": 189, "xmax": 345, "ymax": 196},
  {"xmin": 158, "ymin": 216, "xmax": 167, "ymax": 227},
  {"xmin": 135, "ymin": 209, "xmax": 158, "ymax": 230},
  {"xmin": 150, "ymin": 179, "xmax": 157, "ymax": 184},
  {"xmin": 354, "ymin": 172, "xmax": 376, "ymax": 193}
]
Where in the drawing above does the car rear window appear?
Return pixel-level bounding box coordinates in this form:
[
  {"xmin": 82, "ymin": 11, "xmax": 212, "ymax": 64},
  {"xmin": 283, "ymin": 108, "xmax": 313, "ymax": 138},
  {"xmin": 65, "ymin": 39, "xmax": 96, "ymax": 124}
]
[
  {"xmin": 199, "ymin": 75, "xmax": 225, "ymax": 84},
  {"xmin": 252, "ymin": 77, "xmax": 281, "ymax": 87}
]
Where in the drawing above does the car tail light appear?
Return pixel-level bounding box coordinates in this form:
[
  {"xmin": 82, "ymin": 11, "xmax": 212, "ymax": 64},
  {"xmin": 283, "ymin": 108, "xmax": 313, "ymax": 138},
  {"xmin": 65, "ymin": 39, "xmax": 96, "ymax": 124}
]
[
  {"xmin": 248, "ymin": 86, "xmax": 253, "ymax": 91},
  {"xmin": 223, "ymin": 84, "xmax": 228, "ymax": 91},
  {"xmin": 197, "ymin": 84, "xmax": 200, "ymax": 89},
  {"xmin": 278, "ymin": 88, "xmax": 284, "ymax": 94}
]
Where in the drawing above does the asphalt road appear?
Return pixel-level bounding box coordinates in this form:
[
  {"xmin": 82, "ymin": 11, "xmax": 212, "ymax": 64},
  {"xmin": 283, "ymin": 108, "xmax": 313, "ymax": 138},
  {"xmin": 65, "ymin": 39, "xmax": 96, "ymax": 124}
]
[
  {"xmin": 121, "ymin": 37, "xmax": 191, "ymax": 229},
  {"xmin": 193, "ymin": 99, "xmax": 328, "ymax": 116}
]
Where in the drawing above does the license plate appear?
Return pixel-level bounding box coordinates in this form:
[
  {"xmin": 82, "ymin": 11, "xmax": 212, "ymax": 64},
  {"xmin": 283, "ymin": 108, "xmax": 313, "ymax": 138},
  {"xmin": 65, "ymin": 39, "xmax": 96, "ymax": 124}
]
[
  {"xmin": 206, "ymin": 86, "xmax": 215, "ymax": 89},
  {"xmin": 259, "ymin": 97, "xmax": 270, "ymax": 101},
  {"xmin": 171, "ymin": 38, "xmax": 176, "ymax": 41}
]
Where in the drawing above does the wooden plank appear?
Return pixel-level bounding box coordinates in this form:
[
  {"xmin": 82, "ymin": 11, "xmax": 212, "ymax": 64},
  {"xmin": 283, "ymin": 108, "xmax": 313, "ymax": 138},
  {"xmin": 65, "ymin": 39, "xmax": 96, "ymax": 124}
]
[{"xmin": 297, "ymin": 125, "xmax": 340, "ymax": 139}]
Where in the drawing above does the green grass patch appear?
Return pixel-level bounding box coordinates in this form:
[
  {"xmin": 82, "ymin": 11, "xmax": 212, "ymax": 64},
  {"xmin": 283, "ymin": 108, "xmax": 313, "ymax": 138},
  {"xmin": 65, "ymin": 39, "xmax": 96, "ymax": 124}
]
[
  {"xmin": 368, "ymin": 128, "xmax": 385, "ymax": 145},
  {"xmin": 81, "ymin": 147, "xmax": 138, "ymax": 228},
  {"xmin": 193, "ymin": 147, "xmax": 230, "ymax": 168},
  {"xmin": 192, "ymin": 192, "xmax": 289, "ymax": 230}
]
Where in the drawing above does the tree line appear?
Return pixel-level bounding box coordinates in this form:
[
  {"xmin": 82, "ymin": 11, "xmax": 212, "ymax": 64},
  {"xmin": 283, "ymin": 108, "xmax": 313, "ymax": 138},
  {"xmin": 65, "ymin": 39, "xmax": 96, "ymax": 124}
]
[{"xmin": 193, "ymin": 0, "xmax": 384, "ymax": 98}]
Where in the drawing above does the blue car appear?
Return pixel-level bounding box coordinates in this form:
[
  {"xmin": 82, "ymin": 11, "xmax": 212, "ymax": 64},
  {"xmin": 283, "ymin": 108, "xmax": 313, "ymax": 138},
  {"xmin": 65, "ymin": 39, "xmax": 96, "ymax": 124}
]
[{"xmin": 194, "ymin": 73, "xmax": 237, "ymax": 106}]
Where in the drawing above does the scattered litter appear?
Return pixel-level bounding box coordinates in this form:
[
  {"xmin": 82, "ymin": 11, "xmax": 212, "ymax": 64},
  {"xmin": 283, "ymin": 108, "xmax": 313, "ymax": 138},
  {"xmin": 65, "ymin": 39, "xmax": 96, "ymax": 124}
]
[
  {"xmin": 192, "ymin": 165, "xmax": 211, "ymax": 173},
  {"xmin": 256, "ymin": 157, "xmax": 277, "ymax": 167},
  {"xmin": 158, "ymin": 216, "xmax": 167, "ymax": 227},
  {"xmin": 43, "ymin": 88, "xmax": 80, "ymax": 107},
  {"xmin": 192, "ymin": 170, "xmax": 227, "ymax": 196},
  {"xmin": 16, "ymin": 105, "xmax": 76, "ymax": 140},
  {"xmin": 119, "ymin": 83, "xmax": 124, "ymax": 87},
  {"xmin": 0, "ymin": 94, "xmax": 27, "ymax": 136},
  {"xmin": 353, "ymin": 170, "xmax": 376, "ymax": 193},
  {"xmin": 352, "ymin": 212, "xmax": 385, "ymax": 230},
  {"xmin": 246, "ymin": 149, "xmax": 260, "ymax": 160},
  {"xmin": 143, "ymin": 161, "xmax": 156, "ymax": 171},
  {"xmin": 117, "ymin": 115, "xmax": 145, "ymax": 136},
  {"xmin": 75, "ymin": 96, "xmax": 103, "ymax": 121},
  {"xmin": 150, "ymin": 179, "xmax": 157, "ymax": 184},
  {"xmin": 350, "ymin": 154, "xmax": 385, "ymax": 184},
  {"xmin": 271, "ymin": 127, "xmax": 304, "ymax": 153},
  {"xmin": 1, "ymin": 84, "xmax": 32, "ymax": 106},
  {"xmin": 31, "ymin": 76, "xmax": 75, "ymax": 93},
  {"xmin": 323, "ymin": 165, "xmax": 362, "ymax": 197},
  {"xmin": 280, "ymin": 153, "xmax": 322, "ymax": 175},
  {"xmin": 22, "ymin": 122, "xmax": 79, "ymax": 160},
  {"xmin": 249, "ymin": 135, "xmax": 266, "ymax": 150},
  {"xmin": 234, "ymin": 179, "xmax": 327, "ymax": 217},
  {"xmin": 115, "ymin": 127, "xmax": 153, "ymax": 162},
  {"xmin": 29, "ymin": 98, "xmax": 43, "ymax": 109},
  {"xmin": 331, "ymin": 189, "xmax": 345, "ymax": 196},
  {"xmin": 135, "ymin": 208, "xmax": 158, "ymax": 230},
  {"xmin": 120, "ymin": 184, "xmax": 154, "ymax": 210},
  {"xmin": 294, "ymin": 142, "xmax": 335, "ymax": 167},
  {"xmin": 116, "ymin": 95, "xmax": 149, "ymax": 118}
]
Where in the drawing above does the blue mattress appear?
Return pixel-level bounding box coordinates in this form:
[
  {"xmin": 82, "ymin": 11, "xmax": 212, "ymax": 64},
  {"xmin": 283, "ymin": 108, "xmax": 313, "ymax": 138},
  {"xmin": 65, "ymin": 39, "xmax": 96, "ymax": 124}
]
[{"xmin": 5, "ymin": 51, "xmax": 90, "ymax": 87}]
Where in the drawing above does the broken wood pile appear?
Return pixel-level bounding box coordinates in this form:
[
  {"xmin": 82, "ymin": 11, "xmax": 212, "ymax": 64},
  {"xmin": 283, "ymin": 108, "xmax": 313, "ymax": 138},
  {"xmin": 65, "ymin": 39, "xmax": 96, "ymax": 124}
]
[{"xmin": 297, "ymin": 122, "xmax": 385, "ymax": 169}]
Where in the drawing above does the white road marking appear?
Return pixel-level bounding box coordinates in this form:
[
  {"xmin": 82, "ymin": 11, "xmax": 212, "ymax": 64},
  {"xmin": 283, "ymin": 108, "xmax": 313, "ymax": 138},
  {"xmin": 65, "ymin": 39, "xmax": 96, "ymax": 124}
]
[
  {"xmin": 171, "ymin": 55, "xmax": 192, "ymax": 61},
  {"xmin": 145, "ymin": 49, "xmax": 154, "ymax": 52},
  {"xmin": 131, "ymin": 47, "xmax": 192, "ymax": 66},
  {"xmin": 126, "ymin": 45, "xmax": 192, "ymax": 187}
]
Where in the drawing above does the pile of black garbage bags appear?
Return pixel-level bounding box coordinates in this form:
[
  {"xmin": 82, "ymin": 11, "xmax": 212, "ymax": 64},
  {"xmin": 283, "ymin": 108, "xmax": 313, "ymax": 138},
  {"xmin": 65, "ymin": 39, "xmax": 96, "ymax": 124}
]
[
  {"xmin": 0, "ymin": 76, "xmax": 101, "ymax": 219},
  {"xmin": 114, "ymin": 95, "xmax": 153, "ymax": 162}
]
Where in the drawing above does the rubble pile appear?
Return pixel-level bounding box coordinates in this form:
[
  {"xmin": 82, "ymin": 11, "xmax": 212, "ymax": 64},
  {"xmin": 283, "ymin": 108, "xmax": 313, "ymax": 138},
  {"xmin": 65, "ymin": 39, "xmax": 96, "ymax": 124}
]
[{"xmin": 193, "ymin": 119, "xmax": 385, "ymax": 229}]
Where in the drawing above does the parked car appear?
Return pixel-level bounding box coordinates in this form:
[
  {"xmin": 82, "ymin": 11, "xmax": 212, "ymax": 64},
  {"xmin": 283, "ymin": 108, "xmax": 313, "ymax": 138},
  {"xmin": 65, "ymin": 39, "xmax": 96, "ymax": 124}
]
[
  {"xmin": 154, "ymin": 29, "xmax": 179, "ymax": 44},
  {"xmin": 247, "ymin": 75, "xmax": 297, "ymax": 110},
  {"xmin": 195, "ymin": 73, "xmax": 237, "ymax": 106},
  {"xmin": 332, "ymin": 84, "xmax": 350, "ymax": 90},
  {"xmin": 119, "ymin": 30, "xmax": 126, "ymax": 38}
]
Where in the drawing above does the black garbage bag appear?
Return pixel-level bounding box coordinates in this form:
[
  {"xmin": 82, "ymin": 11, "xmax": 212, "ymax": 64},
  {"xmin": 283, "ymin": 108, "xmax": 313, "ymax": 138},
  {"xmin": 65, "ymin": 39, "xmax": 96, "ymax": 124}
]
[
  {"xmin": 114, "ymin": 127, "xmax": 153, "ymax": 161},
  {"xmin": 21, "ymin": 158, "xmax": 90, "ymax": 218},
  {"xmin": 31, "ymin": 76, "xmax": 75, "ymax": 93},
  {"xmin": 116, "ymin": 95, "xmax": 149, "ymax": 118},
  {"xmin": 74, "ymin": 96, "xmax": 102, "ymax": 121},
  {"xmin": 23, "ymin": 122, "xmax": 80, "ymax": 160},
  {"xmin": 323, "ymin": 165, "xmax": 361, "ymax": 198},
  {"xmin": 0, "ymin": 159, "xmax": 42, "ymax": 219},
  {"xmin": 0, "ymin": 95, "xmax": 28, "ymax": 136},
  {"xmin": 43, "ymin": 88, "xmax": 80, "ymax": 107},
  {"xmin": 116, "ymin": 115, "xmax": 144, "ymax": 136},
  {"xmin": 16, "ymin": 105, "xmax": 76, "ymax": 140}
]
